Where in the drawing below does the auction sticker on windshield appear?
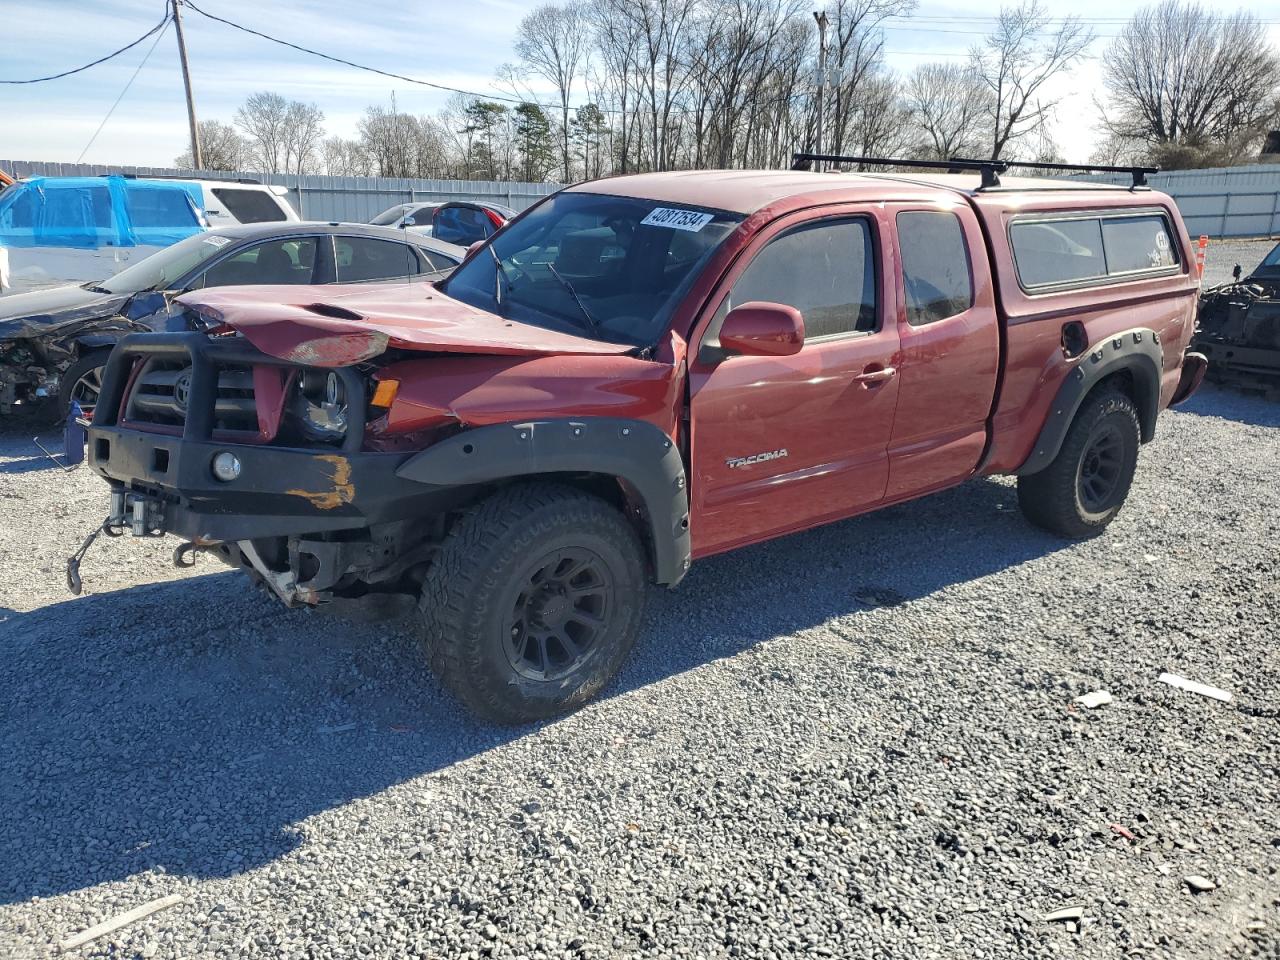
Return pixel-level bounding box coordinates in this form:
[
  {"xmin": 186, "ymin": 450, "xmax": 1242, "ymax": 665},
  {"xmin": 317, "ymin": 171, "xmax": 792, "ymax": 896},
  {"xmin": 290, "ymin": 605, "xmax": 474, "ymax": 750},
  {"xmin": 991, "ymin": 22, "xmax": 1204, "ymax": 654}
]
[
  {"xmin": 642, "ymin": 208, "xmax": 715, "ymax": 232},
  {"xmin": 202, "ymin": 236, "xmax": 233, "ymax": 247}
]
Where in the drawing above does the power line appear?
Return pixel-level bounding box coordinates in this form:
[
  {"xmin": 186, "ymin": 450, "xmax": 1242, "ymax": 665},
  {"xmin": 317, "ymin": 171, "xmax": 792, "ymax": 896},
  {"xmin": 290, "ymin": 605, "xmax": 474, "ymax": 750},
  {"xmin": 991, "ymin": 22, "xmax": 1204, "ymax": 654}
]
[
  {"xmin": 0, "ymin": 12, "xmax": 171, "ymax": 84},
  {"xmin": 77, "ymin": 18, "xmax": 173, "ymax": 163},
  {"xmin": 182, "ymin": 0, "xmax": 528, "ymax": 105}
]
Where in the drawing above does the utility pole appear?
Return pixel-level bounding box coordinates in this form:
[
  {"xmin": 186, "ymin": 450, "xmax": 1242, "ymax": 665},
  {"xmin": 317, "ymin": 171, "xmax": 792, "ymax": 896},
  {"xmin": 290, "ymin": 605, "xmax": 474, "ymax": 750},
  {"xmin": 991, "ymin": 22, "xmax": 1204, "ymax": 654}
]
[
  {"xmin": 172, "ymin": 0, "xmax": 203, "ymax": 169},
  {"xmin": 813, "ymin": 10, "xmax": 829, "ymax": 172}
]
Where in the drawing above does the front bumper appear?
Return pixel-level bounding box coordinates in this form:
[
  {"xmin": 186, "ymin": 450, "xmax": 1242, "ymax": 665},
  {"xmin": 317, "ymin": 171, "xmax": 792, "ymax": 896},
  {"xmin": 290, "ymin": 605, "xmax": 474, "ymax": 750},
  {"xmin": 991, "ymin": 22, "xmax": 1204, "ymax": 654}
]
[{"xmin": 87, "ymin": 425, "xmax": 435, "ymax": 542}]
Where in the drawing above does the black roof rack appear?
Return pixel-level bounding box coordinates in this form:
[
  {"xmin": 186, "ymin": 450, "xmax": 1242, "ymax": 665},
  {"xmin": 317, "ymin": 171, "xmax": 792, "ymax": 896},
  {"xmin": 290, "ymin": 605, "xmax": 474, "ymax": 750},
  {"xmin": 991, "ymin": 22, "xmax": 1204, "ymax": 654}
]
[
  {"xmin": 949, "ymin": 157, "xmax": 1158, "ymax": 188},
  {"xmin": 791, "ymin": 152, "xmax": 1007, "ymax": 188},
  {"xmin": 791, "ymin": 152, "xmax": 1157, "ymax": 190}
]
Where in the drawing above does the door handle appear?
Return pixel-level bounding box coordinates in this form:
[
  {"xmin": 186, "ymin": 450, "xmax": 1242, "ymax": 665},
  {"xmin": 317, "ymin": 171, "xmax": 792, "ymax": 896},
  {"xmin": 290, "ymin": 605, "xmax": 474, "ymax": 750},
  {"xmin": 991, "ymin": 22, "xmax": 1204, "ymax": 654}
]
[{"xmin": 854, "ymin": 366, "xmax": 897, "ymax": 385}]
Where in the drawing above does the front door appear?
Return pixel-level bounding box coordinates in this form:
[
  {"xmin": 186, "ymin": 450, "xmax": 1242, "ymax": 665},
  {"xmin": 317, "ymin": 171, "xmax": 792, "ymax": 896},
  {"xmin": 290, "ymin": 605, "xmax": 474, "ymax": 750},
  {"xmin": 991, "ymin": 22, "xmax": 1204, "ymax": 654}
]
[{"xmin": 688, "ymin": 207, "xmax": 902, "ymax": 558}]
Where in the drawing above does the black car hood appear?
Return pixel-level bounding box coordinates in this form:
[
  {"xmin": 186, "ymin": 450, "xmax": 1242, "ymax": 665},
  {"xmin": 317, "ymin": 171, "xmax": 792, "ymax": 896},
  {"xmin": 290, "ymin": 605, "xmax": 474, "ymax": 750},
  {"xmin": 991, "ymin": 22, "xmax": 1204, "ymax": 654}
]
[{"xmin": 0, "ymin": 285, "xmax": 175, "ymax": 342}]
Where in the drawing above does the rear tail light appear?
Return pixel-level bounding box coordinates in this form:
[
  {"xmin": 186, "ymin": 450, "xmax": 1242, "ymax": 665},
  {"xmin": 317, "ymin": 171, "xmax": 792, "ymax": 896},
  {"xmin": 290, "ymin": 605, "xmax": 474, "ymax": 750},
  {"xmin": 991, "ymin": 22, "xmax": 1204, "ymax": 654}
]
[{"xmin": 484, "ymin": 208, "xmax": 505, "ymax": 229}]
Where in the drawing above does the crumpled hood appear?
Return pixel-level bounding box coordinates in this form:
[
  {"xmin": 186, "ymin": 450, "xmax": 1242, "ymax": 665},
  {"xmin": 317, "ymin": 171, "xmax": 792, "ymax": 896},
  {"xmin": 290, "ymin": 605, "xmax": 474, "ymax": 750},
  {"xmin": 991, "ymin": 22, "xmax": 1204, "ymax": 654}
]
[
  {"xmin": 176, "ymin": 283, "xmax": 634, "ymax": 366},
  {"xmin": 0, "ymin": 284, "xmax": 128, "ymax": 340}
]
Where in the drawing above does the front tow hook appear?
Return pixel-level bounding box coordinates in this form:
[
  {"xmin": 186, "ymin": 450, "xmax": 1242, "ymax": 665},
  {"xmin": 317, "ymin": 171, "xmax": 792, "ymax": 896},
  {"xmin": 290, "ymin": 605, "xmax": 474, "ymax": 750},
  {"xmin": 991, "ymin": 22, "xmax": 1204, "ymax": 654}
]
[{"xmin": 173, "ymin": 541, "xmax": 223, "ymax": 568}]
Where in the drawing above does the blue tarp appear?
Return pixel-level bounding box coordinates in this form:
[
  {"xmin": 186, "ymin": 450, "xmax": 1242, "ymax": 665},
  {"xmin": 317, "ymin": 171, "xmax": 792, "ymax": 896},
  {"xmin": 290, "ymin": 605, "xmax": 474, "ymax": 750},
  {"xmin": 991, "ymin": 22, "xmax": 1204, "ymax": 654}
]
[{"xmin": 0, "ymin": 175, "xmax": 206, "ymax": 250}]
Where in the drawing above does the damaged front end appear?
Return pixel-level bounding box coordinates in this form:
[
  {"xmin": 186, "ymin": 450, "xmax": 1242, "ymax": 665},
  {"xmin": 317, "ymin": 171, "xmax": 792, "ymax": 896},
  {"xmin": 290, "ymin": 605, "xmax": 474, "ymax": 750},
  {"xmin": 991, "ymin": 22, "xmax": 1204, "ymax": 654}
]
[
  {"xmin": 0, "ymin": 290, "xmax": 168, "ymax": 415},
  {"xmin": 1194, "ymin": 277, "xmax": 1280, "ymax": 397},
  {"xmin": 79, "ymin": 330, "xmax": 474, "ymax": 604},
  {"xmin": 0, "ymin": 338, "xmax": 62, "ymax": 413}
]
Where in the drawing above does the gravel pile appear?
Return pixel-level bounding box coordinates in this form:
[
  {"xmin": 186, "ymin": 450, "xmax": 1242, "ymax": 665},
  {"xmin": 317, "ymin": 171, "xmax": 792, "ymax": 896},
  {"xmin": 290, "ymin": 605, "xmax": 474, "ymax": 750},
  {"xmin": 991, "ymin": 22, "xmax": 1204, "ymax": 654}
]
[{"xmin": 1, "ymin": 245, "xmax": 1277, "ymax": 959}]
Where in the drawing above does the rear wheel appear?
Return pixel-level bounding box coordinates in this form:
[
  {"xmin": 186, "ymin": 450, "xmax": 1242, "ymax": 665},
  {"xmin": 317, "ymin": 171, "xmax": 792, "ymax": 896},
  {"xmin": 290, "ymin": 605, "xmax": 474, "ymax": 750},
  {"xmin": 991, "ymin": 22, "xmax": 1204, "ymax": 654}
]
[
  {"xmin": 57, "ymin": 349, "xmax": 112, "ymax": 420},
  {"xmin": 419, "ymin": 482, "xmax": 646, "ymax": 724},
  {"xmin": 1017, "ymin": 388, "xmax": 1141, "ymax": 539}
]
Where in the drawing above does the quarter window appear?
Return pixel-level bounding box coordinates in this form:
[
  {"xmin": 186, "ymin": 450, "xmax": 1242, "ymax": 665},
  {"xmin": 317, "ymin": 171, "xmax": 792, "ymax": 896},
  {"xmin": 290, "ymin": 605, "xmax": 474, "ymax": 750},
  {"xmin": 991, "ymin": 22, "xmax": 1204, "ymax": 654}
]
[
  {"xmin": 726, "ymin": 218, "xmax": 876, "ymax": 340},
  {"xmin": 897, "ymin": 211, "xmax": 973, "ymax": 325},
  {"xmin": 211, "ymin": 188, "xmax": 288, "ymax": 224}
]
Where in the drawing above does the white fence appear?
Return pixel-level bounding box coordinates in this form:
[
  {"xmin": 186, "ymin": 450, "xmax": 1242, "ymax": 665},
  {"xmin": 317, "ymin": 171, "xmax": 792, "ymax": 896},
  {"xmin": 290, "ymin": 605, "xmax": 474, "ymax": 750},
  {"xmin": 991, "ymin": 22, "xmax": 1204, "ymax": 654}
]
[
  {"xmin": 1077, "ymin": 163, "xmax": 1280, "ymax": 239},
  {"xmin": 1, "ymin": 160, "xmax": 563, "ymax": 223}
]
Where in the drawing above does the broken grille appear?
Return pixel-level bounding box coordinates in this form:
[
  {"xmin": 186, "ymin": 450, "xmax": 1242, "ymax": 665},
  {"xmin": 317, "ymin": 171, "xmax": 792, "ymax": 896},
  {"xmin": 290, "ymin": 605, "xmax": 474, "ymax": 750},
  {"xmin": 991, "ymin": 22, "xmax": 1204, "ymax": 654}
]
[{"xmin": 125, "ymin": 358, "xmax": 258, "ymax": 433}]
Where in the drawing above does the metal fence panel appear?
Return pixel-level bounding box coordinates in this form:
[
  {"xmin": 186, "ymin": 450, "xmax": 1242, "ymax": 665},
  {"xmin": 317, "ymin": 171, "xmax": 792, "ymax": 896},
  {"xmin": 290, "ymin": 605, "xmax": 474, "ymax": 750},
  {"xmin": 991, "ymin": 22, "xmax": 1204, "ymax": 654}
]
[{"xmin": 0, "ymin": 160, "xmax": 563, "ymax": 223}]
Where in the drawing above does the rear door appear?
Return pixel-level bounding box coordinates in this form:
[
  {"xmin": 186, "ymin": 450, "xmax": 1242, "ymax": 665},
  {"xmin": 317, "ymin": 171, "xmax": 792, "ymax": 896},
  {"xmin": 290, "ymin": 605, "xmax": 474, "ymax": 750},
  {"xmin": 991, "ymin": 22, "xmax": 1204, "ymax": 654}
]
[
  {"xmin": 687, "ymin": 206, "xmax": 902, "ymax": 557},
  {"xmin": 883, "ymin": 203, "xmax": 999, "ymax": 500}
]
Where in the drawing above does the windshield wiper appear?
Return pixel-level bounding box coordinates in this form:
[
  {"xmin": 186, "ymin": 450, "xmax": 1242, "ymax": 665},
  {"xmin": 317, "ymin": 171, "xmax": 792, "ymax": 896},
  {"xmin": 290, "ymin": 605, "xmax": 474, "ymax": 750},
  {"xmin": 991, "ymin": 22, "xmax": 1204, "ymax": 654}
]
[
  {"xmin": 547, "ymin": 264, "xmax": 599, "ymax": 333},
  {"xmin": 486, "ymin": 243, "xmax": 505, "ymax": 308}
]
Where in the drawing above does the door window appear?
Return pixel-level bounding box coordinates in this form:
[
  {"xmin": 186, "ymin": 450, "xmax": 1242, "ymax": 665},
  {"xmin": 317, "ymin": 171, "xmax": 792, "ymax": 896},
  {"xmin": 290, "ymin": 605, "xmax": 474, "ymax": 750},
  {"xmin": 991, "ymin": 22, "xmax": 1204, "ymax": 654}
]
[
  {"xmin": 198, "ymin": 237, "xmax": 318, "ymax": 287},
  {"xmin": 335, "ymin": 236, "xmax": 422, "ymax": 282},
  {"xmin": 897, "ymin": 211, "xmax": 974, "ymax": 325},
  {"xmin": 713, "ymin": 217, "xmax": 876, "ymax": 344}
]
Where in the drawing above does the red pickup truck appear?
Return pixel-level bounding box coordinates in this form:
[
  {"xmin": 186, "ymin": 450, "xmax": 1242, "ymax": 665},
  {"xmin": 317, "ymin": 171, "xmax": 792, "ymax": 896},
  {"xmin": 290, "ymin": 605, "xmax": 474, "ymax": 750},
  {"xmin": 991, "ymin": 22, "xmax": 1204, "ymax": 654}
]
[{"xmin": 82, "ymin": 160, "xmax": 1207, "ymax": 722}]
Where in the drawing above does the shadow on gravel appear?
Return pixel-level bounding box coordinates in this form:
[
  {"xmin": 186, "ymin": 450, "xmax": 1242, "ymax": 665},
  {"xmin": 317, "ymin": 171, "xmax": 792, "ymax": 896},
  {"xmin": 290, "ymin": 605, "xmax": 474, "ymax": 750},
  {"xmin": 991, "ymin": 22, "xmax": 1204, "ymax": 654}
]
[
  {"xmin": 1173, "ymin": 383, "xmax": 1280, "ymax": 428},
  {"xmin": 0, "ymin": 453, "xmax": 61, "ymax": 475},
  {"xmin": 0, "ymin": 475, "xmax": 1067, "ymax": 905}
]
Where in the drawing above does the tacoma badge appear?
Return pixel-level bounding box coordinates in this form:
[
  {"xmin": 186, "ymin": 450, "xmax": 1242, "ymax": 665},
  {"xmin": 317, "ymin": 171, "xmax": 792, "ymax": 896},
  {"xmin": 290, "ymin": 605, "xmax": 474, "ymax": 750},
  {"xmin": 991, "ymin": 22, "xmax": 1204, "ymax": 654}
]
[{"xmin": 726, "ymin": 449, "xmax": 788, "ymax": 469}]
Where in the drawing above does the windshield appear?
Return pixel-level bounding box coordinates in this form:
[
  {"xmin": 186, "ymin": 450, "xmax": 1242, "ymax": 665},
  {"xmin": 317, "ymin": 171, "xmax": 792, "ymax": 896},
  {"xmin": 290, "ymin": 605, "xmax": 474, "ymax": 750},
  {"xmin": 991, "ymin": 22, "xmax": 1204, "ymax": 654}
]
[
  {"xmin": 440, "ymin": 191, "xmax": 743, "ymax": 346},
  {"xmin": 1254, "ymin": 242, "xmax": 1280, "ymax": 275},
  {"xmin": 370, "ymin": 204, "xmax": 412, "ymax": 226},
  {"xmin": 98, "ymin": 232, "xmax": 238, "ymax": 294}
]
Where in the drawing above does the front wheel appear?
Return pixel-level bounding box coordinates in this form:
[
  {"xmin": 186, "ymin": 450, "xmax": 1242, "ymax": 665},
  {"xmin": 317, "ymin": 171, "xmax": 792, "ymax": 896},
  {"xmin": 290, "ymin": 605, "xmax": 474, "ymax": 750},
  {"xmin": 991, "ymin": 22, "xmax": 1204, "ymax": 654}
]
[
  {"xmin": 1017, "ymin": 388, "xmax": 1141, "ymax": 539},
  {"xmin": 419, "ymin": 482, "xmax": 647, "ymax": 724},
  {"xmin": 57, "ymin": 349, "xmax": 112, "ymax": 420}
]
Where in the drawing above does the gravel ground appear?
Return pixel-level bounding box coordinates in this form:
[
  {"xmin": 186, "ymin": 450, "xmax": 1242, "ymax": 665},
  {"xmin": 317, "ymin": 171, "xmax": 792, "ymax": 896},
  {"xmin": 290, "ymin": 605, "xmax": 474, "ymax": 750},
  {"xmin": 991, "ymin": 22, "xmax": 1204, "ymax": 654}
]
[{"xmin": 1, "ymin": 246, "xmax": 1278, "ymax": 960}]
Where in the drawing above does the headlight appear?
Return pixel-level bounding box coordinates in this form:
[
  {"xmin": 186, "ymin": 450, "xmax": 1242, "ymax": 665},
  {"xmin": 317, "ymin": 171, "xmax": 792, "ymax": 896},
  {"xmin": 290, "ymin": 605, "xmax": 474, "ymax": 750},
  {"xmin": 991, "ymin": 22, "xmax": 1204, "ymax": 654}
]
[
  {"xmin": 211, "ymin": 451, "xmax": 242, "ymax": 482},
  {"xmin": 288, "ymin": 371, "xmax": 348, "ymax": 442},
  {"xmin": 324, "ymin": 371, "xmax": 344, "ymax": 406}
]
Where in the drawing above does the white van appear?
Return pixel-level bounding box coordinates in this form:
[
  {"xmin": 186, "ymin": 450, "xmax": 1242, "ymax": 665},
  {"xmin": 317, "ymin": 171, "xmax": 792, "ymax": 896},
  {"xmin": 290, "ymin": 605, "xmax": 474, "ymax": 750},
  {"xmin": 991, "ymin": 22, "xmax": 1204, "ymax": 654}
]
[{"xmin": 0, "ymin": 175, "xmax": 298, "ymax": 294}]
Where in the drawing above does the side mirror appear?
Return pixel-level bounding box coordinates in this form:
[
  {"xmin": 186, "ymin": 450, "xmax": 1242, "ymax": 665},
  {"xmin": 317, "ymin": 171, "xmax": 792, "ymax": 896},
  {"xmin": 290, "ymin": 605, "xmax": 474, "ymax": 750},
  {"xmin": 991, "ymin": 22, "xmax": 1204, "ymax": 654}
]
[
  {"xmin": 719, "ymin": 301, "xmax": 805, "ymax": 357},
  {"xmin": 466, "ymin": 241, "xmax": 485, "ymax": 258},
  {"xmin": 400, "ymin": 217, "xmax": 415, "ymax": 229},
  {"xmin": 1233, "ymin": 263, "xmax": 1243, "ymax": 280}
]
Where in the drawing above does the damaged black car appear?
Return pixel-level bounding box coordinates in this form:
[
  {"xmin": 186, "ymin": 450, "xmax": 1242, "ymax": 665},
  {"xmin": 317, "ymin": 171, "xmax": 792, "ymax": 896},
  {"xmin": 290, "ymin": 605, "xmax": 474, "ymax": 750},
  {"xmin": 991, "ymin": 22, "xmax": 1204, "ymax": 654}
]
[
  {"xmin": 1194, "ymin": 242, "xmax": 1280, "ymax": 398},
  {"xmin": 0, "ymin": 223, "xmax": 464, "ymax": 418}
]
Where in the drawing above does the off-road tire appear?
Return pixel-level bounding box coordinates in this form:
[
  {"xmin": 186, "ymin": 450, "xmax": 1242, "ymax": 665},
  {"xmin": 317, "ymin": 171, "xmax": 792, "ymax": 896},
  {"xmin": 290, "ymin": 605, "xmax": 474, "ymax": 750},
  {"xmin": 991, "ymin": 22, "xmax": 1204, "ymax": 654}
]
[
  {"xmin": 419, "ymin": 482, "xmax": 646, "ymax": 724},
  {"xmin": 1017, "ymin": 388, "xmax": 1141, "ymax": 539},
  {"xmin": 56, "ymin": 349, "xmax": 112, "ymax": 421}
]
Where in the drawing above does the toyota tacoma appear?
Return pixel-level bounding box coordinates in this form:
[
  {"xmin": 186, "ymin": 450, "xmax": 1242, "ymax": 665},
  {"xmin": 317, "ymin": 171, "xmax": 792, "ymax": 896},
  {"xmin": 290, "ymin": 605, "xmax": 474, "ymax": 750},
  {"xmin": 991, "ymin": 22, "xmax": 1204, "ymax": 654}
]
[{"xmin": 78, "ymin": 157, "xmax": 1208, "ymax": 722}]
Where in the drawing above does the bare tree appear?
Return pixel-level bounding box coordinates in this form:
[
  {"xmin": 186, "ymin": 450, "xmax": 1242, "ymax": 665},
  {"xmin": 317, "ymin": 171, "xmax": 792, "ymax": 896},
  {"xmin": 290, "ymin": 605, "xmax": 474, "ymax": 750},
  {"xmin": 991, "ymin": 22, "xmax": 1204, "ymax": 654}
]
[
  {"xmin": 282, "ymin": 100, "xmax": 326, "ymax": 175},
  {"xmin": 355, "ymin": 95, "xmax": 450, "ymax": 178},
  {"xmin": 515, "ymin": 3, "xmax": 591, "ymax": 181},
  {"xmin": 1098, "ymin": 1, "xmax": 1280, "ymax": 167},
  {"xmin": 235, "ymin": 92, "xmax": 291, "ymax": 172},
  {"xmin": 321, "ymin": 137, "xmax": 369, "ymax": 176},
  {"xmin": 904, "ymin": 63, "xmax": 991, "ymax": 159},
  {"xmin": 824, "ymin": 0, "xmax": 912, "ymax": 158},
  {"xmin": 174, "ymin": 120, "xmax": 247, "ymax": 170},
  {"xmin": 970, "ymin": 1, "xmax": 1092, "ymax": 160}
]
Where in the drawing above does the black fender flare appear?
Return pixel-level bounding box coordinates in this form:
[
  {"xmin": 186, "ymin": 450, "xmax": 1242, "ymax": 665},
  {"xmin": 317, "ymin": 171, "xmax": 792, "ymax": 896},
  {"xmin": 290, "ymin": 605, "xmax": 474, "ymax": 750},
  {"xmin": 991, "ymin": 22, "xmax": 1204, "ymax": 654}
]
[
  {"xmin": 1016, "ymin": 327, "xmax": 1163, "ymax": 476},
  {"xmin": 395, "ymin": 417, "xmax": 691, "ymax": 585}
]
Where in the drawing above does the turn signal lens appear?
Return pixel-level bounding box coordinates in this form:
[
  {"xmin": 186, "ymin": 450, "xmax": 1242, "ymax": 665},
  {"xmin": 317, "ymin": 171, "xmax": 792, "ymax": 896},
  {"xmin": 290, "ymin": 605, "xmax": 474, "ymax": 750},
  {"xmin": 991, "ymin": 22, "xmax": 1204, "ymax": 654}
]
[{"xmin": 371, "ymin": 379, "xmax": 399, "ymax": 408}]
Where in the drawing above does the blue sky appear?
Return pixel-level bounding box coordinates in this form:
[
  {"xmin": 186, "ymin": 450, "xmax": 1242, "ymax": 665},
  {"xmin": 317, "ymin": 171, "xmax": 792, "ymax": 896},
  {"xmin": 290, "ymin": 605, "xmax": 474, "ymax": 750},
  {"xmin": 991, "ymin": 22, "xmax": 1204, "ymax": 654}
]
[{"xmin": 3, "ymin": 0, "xmax": 1280, "ymax": 169}]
